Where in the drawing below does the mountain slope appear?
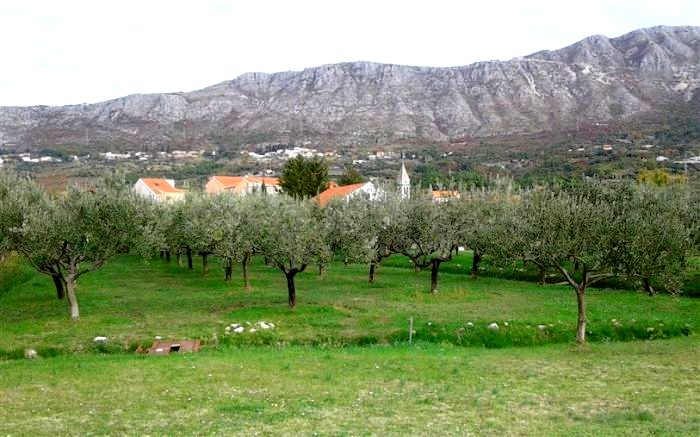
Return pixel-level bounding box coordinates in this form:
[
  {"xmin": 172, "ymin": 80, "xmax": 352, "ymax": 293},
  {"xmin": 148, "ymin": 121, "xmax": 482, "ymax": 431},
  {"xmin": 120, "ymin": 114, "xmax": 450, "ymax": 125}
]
[{"xmin": 1, "ymin": 25, "xmax": 698, "ymax": 151}]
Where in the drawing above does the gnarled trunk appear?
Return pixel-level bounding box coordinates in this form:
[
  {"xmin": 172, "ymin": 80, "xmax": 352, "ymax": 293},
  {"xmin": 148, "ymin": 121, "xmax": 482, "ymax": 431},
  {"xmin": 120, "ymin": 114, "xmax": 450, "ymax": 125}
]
[
  {"xmin": 186, "ymin": 247, "xmax": 193, "ymax": 270},
  {"xmin": 538, "ymin": 265, "xmax": 546, "ymax": 286},
  {"xmin": 66, "ymin": 274, "xmax": 80, "ymax": 321},
  {"xmin": 471, "ymin": 250, "xmax": 481, "ymax": 279},
  {"xmin": 201, "ymin": 253, "xmax": 209, "ymax": 276},
  {"xmin": 242, "ymin": 253, "xmax": 251, "ymax": 290},
  {"xmin": 165, "ymin": 250, "xmax": 171, "ymax": 263},
  {"xmin": 224, "ymin": 257, "xmax": 233, "ymax": 281},
  {"xmin": 643, "ymin": 278, "xmax": 655, "ymax": 296},
  {"xmin": 52, "ymin": 274, "xmax": 65, "ymax": 299},
  {"xmin": 368, "ymin": 262, "xmax": 376, "ymax": 283},
  {"xmin": 177, "ymin": 252, "xmax": 183, "ymax": 268},
  {"xmin": 318, "ymin": 264, "xmax": 325, "ymax": 278},
  {"xmin": 430, "ymin": 259, "xmax": 441, "ymax": 294},
  {"xmin": 575, "ymin": 285, "xmax": 586, "ymax": 344},
  {"xmin": 286, "ymin": 272, "xmax": 297, "ymax": 308}
]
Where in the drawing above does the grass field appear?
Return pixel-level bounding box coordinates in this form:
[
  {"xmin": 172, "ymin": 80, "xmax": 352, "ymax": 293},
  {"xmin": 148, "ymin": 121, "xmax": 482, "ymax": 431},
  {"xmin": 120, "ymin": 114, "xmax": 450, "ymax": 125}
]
[{"xmin": 1, "ymin": 253, "xmax": 699, "ymax": 434}]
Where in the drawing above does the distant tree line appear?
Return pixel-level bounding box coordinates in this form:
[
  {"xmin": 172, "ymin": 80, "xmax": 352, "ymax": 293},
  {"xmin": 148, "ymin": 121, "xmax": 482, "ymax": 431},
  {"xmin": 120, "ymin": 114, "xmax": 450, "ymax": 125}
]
[{"xmin": 1, "ymin": 169, "xmax": 698, "ymax": 344}]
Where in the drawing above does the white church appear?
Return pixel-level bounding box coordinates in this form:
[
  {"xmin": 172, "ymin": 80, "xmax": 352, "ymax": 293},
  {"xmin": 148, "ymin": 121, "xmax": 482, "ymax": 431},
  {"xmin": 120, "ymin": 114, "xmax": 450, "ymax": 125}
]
[{"xmin": 314, "ymin": 163, "xmax": 411, "ymax": 206}]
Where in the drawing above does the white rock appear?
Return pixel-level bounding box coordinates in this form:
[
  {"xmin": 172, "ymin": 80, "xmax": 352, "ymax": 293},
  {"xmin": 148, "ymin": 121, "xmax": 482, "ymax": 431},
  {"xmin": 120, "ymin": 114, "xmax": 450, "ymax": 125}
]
[
  {"xmin": 259, "ymin": 322, "xmax": 271, "ymax": 330},
  {"xmin": 466, "ymin": 322, "xmax": 474, "ymax": 327},
  {"xmin": 224, "ymin": 327, "xmax": 231, "ymax": 333},
  {"xmin": 233, "ymin": 326, "xmax": 245, "ymax": 334},
  {"xmin": 487, "ymin": 323, "xmax": 499, "ymax": 332},
  {"xmin": 250, "ymin": 328, "xmax": 257, "ymax": 333},
  {"xmin": 94, "ymin": 336, "xmax": 108, "ymax": 344},
  {"xmin": 155, "ymin": 335, "xmax": 163, "ymax": 340},
  {"xmin": 537, "ymin": 325, "xmax": 547, "ymax": 331},
  {"xmin": 269, "ymin": 323, "xmax": 275, "ymax": 328},
  {"xmin": 504, "ymin": 322, "xmax": 509, "ymax": 327},
  {"xmin": 230, "ymin": 323, "xmax": 240, "ymax": 328},
  {"xmin": 25, "ymin": 349, "xmax": 38, "ymax": 359}
]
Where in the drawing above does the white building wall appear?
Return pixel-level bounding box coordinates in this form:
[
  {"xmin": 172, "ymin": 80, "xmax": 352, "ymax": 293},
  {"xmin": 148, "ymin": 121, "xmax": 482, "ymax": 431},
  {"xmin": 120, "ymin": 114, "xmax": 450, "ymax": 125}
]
[{"xmin": 132, "ymin": 179, "xmax": 157, "ymax": 201}]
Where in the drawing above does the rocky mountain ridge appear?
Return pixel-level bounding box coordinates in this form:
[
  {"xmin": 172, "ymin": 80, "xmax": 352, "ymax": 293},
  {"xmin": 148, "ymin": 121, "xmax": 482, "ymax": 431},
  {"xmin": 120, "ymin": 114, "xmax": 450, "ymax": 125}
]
[{"xmin": 1, "ymin": 25, "xmax": 698, "ymax": 151}]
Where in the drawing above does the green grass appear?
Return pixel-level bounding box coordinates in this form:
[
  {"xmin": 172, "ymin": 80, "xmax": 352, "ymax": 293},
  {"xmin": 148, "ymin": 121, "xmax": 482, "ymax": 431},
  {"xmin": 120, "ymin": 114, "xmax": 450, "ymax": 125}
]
[
  {"xmin": 1, "ymin": 254, "xmax": 698, "ymax": 434},
  {"xmin": 0, "ymin": 254, "xmax": 697, "ymax": 356},
  {"xmin": 0, "ymin": 339, "xmax": 698, "ymax": 435}
]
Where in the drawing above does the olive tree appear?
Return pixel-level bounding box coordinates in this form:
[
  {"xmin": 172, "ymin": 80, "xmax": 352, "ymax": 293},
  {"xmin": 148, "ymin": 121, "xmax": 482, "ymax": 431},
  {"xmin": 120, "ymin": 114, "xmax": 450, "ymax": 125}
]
[
  {"xmin": 180, "ymin": 194, "xmax": 219, "ymax": 276},
  {"xmin": 0, "ymin": 171, "xmax": 67, "ymax": 298},
  {"xmin": 326, "ymin": 193, "xmax": 404, "ymax": 283},
  {"xmin": 614, "ymin": 183, "xmax": 696, "ymax": 295},
  {"xmin": 395, "ymin": 194, "xmax": 469, "ymax": 293},
  {"xmin": 257, "ymin": 196, "xmax": 331, "ymax": 308},
  {"xmin": 207, "ymin": 193, "xmax": 263, "ymax": 287},
  {"xmin": 12, "ymin": 183, "xmax": 140, "ymax": 320},
  {"xmin": 498, "ymin": 186, "xmax": 618, "ymax": 343},
  {"xmin": 458, "ymin": 188, "xmax": 513, "ymax": 280}
]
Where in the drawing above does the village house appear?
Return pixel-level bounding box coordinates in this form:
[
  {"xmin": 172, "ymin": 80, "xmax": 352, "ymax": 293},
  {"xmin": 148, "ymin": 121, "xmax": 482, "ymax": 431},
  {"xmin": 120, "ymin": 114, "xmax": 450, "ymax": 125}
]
[
  {"xmin": 133, "ymin": 178, "xmax": 185, "ymax": 202},
  {"xmin": 431, "ymin": 190, "xmax": 461, "ymax": 203},
  {"xmin": 313, "ymin": 181, "xmax": 380, "ymax": 207},
  {"xmin": 205, "ymin": 175, "xmax": 281, "ymax": 196},
  {"xmin": 314, "ymin": 162, "xmax": 408, "ymax": 206}
]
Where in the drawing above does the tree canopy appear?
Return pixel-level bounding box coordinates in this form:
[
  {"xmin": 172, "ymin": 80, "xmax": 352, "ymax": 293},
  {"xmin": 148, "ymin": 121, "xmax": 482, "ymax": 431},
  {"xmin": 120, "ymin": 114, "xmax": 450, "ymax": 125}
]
[{"xmin": 279, "ymin": 156, "xmax": 330, "ymax": 198}]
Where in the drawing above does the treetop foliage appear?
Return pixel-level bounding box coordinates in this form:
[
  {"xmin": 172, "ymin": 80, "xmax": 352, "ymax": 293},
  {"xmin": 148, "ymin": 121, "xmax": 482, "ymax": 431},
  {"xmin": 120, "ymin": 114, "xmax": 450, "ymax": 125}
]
[{"xmin": 279, "ymin": 156, "xmax": 330, "ymax": 198}]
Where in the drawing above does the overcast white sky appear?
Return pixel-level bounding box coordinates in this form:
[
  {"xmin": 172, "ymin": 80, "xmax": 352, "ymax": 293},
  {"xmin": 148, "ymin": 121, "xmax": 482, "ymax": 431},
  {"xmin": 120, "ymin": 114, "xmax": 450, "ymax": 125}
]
[{"xmin": 1, "ymin": 0, "xmax": 698, "ymax": 106}]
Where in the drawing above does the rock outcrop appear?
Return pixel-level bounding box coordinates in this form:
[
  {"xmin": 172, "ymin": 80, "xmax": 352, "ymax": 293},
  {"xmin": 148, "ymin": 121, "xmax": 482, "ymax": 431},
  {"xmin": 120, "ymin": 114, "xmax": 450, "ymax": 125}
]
[{"xmin": 1, "ymin": 25, "xmax": 698, "ymax": 150}]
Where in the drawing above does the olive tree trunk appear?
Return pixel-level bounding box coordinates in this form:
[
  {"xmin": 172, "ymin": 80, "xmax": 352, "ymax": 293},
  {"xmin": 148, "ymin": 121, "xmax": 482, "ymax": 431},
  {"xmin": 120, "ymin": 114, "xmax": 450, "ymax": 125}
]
[
  {"xmin": 471, "ymin": 250, "xmax": 481, "ymax": 279},
  {"xmin": 368, "ymin": 262, "xmax": 376, "ymax": 283},
  {"xmin": 575, "ymin": 284, "xmax": 587, "ymax": 344},
  {"xmin": 224, "ymin": 257, "xmax": 233, "ymax": 281},
  {"xmin": 186, "ymin": 247, "xmax": 193, "ymax": 270},
  {"xmin": 201, "ymin": 253, "xmax": 209, "ymax": 276},
  {"xmin": 430, "ymin": 259, "xmax": 441, "ymax": 294},
  {"xmin": 643, "ymin": 278, "xmax": 655, "ymax": 296},
  {"xmin": 242, "ymin": 253, "xmax": 251, "ymax": 290},
  {"xmin": 286, "ymin": 272, "xmax": 297, "ymax": 308},
  {"xmin": 52, "ymin": 274, "xmax": 65, "ymax": 299},
  {"xmin": 65, "ymin": 273, "xmax": 80, "ymax": 321},
  {"xmin": 538, "ymin": 264, "xmax": 546, "ymax": 286}
]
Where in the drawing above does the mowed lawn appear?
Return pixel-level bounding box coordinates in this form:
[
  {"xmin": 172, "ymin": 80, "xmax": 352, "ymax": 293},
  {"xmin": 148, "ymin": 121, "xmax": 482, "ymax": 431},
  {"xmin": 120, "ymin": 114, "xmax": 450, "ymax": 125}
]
[
  {"xmin": 0, "ymin": 340, "xmax": 698, "ymax": 435},
  {"xmin": 0, "ymin": 253, "xmax": 698, "ymax": 354},
  {"xmin": 1, "ymin": 254, "xmax": 699, "ymax": 434}
]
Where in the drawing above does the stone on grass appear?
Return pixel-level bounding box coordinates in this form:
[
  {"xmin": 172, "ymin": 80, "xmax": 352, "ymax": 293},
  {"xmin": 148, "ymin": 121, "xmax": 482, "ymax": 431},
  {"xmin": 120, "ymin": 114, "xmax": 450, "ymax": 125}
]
[
  {"xmin": 537, "ymin": 325, "xmax": 547, "ymax": 331},
  {"xmin": 259, "ymin": 322, "xmax": 271, "ymax": 330},
  {"xmin": 487, "ymin": 323, "xmax": 499, "ymax": 332},
  {"xmin": 466, "ymin": 322, "xmax": 474, "ymax": 327},
  {"xmin": 94, "ymin": 336, "xmax": 108, "ymax": 344},
  {"xmin": 25, "ymin": 349, "xmax": 38, "ymax": 359},
  {"xmin": 233, "ymin": 326, "xmax": 245, "ymax": 334}
]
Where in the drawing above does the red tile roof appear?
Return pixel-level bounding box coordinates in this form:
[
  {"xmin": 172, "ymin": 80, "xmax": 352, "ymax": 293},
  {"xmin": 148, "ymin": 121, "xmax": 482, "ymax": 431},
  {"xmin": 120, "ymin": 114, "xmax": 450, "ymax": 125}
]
[
  {"xmin": 212, "ymin": 176, "xmax": 247, "ymax": 189},
  {"xmin": 313, "ymin": 183, "xmax": 366, "ymax": 207},
  {"xmin": 432, "ymin": 190, "xmax": 461, "ymax": 199},
  {"xmin": 141, "ymin": 178, "xmax": 184, "ymax": 195}
]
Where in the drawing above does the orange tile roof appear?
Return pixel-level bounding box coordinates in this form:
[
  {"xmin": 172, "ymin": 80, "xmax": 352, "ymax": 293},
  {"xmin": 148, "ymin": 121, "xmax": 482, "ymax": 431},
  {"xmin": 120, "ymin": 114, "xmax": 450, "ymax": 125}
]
[
  {"xmin": 253, "ymin": 177, "xmax": 280, "ymax": 186},
  {"xmin": 141, "ymin": 178, "xmax": 184, "ymax": 194},
  {"xmin": 432, "ymin": 190, "xmax": 461, "ymax": 198},
  {"xmin": 212, "ymin": 176, "xmax": 247, "ymax": 189},
  {"xmin": 212, "ymin": 175, "xmax": 280, "ymax": 187},
  {"xmin": 313, "ymin": 182, "xmax": 366, "ymax": 207}
]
